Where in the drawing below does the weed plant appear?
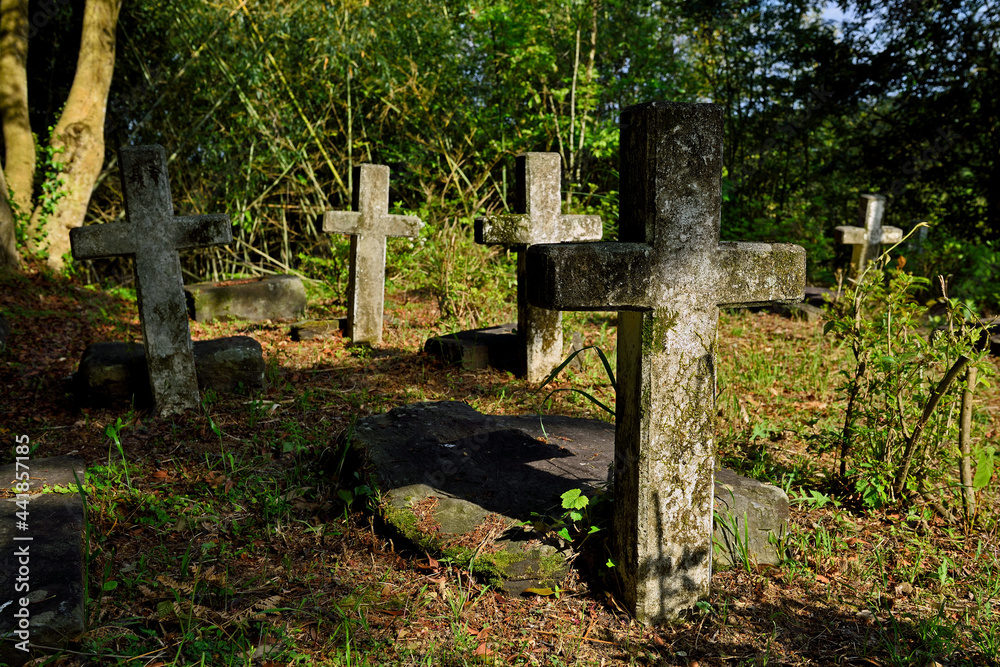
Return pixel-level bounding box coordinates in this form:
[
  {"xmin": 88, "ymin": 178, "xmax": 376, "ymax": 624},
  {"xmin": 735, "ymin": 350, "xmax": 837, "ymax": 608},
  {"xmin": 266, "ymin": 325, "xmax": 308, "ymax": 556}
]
[{"xmin": 824, "ymin": 259, "xmax": 995, "ymax": 519}]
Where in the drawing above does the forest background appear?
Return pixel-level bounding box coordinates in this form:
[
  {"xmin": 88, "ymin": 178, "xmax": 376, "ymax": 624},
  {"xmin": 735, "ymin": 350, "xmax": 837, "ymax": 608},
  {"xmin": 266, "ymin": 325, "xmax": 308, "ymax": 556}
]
[{"xmin": 0, "ymin": 0, "xmax": 997, "ymax": 316}]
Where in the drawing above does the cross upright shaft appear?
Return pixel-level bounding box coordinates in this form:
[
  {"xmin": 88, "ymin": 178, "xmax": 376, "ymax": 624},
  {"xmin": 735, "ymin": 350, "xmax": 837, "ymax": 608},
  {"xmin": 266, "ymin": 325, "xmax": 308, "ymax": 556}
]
[
  {"xmin": 70, "ymin": 145, "xmax": 232, "ymax": 416},
  {"xmin": 474, "ymin": 153, "xmax": 602, "ymax": 382},
  {"xmin": 323, "ymin": 165, "xmax": 422, "ymax": 346},
  {"xmin": 526, "ymin": 102, "xmax": 805, "ymax": 623}
]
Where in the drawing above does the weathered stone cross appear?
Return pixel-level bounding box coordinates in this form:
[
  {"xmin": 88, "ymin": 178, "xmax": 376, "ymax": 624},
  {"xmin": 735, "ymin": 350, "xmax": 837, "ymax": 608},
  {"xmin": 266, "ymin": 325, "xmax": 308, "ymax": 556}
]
[
  {"xmin": 526, "ymin": 102, "xmax": 806, "ymax": 623},
  {"xmin": 70, "ymin": 145, "xmax": 232, "ymax": 417},
  {"xmin": 323, "ymin": 165, "xmax": 423, "ymax": 345},
  {"xmin": 834, "ymin": 194, "xmax": 902, "ymax": 278},
  {"xmin": 474, "ymin": 153, "xmax": 602, "ymax": 382}
]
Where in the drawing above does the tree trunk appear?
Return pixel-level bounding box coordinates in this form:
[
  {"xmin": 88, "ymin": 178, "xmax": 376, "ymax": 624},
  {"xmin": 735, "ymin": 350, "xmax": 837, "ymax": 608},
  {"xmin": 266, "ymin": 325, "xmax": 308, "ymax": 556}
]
[
  {"xmin": 28, "ymin": 0, "xmax": 122, "ymax": 271},
  {"xmin": 0, "ymin": 166, "xmax": 18, "ymax": 270},
  {"xmin": 0, "ymin": 0, "xmax": 34, "ymax": 215}
]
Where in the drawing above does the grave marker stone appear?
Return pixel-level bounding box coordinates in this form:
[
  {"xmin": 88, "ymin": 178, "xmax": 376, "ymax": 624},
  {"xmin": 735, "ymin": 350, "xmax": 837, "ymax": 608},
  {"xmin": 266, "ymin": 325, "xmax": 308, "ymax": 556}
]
[
  {"xmin": 70, "ymin": 145, "xmax": 232, "ymax": 417},
  {"xmin": 834, "ymin": 194, "xmax": 902, "ymax": 277},
  {"xmin": 474, "ymin": 153, "xmax": 602, "ymax": 382},
  {"xmin": 323, "ymin": 165, "xmax": 423, "ymax": 345},
  {"xmin": 526, "ymin": 102, "xmax": 806, "ymax": 623}
]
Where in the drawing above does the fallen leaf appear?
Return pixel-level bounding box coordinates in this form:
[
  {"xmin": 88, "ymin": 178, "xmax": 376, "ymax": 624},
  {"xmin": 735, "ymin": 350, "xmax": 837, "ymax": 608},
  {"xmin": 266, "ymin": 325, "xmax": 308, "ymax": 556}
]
[
  {"xmin": 473, "ymin": 643, "xmax": 492, "ymax": 657},
  {"xmin": 894, "ymin": 582, "xmax": 914, "ymax": 596},
  {"xmin": 815, "ymin": 574, "xmax": 831, "ymax": 584},
  {"xmin": 378, "ymin": 608, "xmax": 405, "ymax": 617}
]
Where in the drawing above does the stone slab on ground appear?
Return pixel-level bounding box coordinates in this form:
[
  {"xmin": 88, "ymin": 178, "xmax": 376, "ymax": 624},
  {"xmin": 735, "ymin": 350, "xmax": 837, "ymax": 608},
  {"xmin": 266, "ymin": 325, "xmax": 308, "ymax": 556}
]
[
  {"xmin": 423, "ymin": 324, "xmax": 521, "ymax": 374},
  {"xmin": 348, "ymin": 401, "xmax": 789, "ymax": 595},
  {"xmin": 289, "ymin": 318, "xmax": 348, "ymax": 342},
  {"xmin": 766, "ymin": 301, "xmax": 826, "ymax": 323},
  {"xmin": 184, "ymin": 274, "xmax": 307, "ymax": 323},
  {"xmin": 75, "ymin": 336, "xmax": 265, "ymax": 408},
  {"xmin": 0, "ymin": 457, "xmax": 86, "ymax": 492},
  {"xmin": 0, "ymin": 459, "xmax": 86, "ymax": 665},
  {"xmin": 803, "ymin": 286, "xmax": 841, "ymax": 307}
]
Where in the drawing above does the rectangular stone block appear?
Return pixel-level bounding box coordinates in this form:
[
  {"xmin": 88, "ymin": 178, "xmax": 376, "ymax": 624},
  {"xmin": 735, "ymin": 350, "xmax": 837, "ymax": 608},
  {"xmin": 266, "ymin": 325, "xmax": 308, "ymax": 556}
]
[
  {"xmin": 74, "ymin": 336, "xmax": 265, "ymax": 408},
  {"xmin": 184, "ymin": 274, "xmax": 306, "ymax": 323}
]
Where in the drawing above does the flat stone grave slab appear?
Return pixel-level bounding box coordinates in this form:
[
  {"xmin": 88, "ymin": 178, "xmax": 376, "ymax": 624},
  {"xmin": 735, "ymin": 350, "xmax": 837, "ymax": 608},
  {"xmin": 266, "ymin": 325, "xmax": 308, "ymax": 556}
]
[
  {"xmin": 348, "ymin": 401, "xmax": 788, "ymax": 596},
  {"xmin": 0, "ymin": 456, "xmax": 86, "ymax": 665},
  {"xmin": 423, "ymin": 324, "xmax": 521, "ymax": 374},
  {"xmin": 289, "ymin": 318, "xmax": 349, "ymax": 342},
  {"xmin": 184, "ymin": 274, "xmax": 306, "ymax": 323},
  {"xmin": 75, "ymin": 336, "xmax": 265, "ymax": 408}
]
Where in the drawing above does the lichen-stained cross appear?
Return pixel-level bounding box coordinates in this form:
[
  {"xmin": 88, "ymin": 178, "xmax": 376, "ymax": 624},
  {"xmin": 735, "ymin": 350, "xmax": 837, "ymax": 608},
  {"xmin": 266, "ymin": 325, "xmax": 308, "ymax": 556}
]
[
  {"xmin": 323, "ymin": 165, "xmax": 423, "ymax": 346},
  {"xmin": 526, "ymin": 102, "xmax": 806, "ymax": 624},
  {"xmin": 474, "ymin": 153, "xmax": 602, "ymax": 383},
  {"xmin": 834, "ymin": 194, "xmax": 903, "ymax": 279},
  {"xmin": 70, "ymin": 145, "xmax": 232, "ymax": 417}
]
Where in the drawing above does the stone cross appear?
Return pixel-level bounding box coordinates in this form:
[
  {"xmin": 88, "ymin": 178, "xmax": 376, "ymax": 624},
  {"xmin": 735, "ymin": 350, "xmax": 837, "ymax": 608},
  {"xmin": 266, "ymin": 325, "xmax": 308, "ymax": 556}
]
[
  {"xmin": 474, "ymin": 153, "xmax": 602, "ymax": 383},
  {"xmin": 70, "ymin": 145, "xmax": 232, "ymax": 417},
  {"xmin": 834, "ymin": 194, "xmax": 902, "ymax": 278},
  {"xmin": 526, "ymin": 102, "xmax": 805, "ymax": 623},
  {"xmin": 323, "ymin": 165, "xmax": 423, "ymax": 345}
]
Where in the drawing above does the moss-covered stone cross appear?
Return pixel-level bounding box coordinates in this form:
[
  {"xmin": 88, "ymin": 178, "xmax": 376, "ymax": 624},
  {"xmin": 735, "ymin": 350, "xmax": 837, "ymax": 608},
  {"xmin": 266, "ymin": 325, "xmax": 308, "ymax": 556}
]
[
  {"xmin": 834, "ymin": 194, "xmax": 902, "ymax": 278},
  {"xmin": 70, "ymin": 145, "xmax": 232, "ymax": 417},
  {"xmin": 323, "ymin": 165, "xmax": 423, "ymax": 345},
  {"xmin": 474, "ymin": 153, "xmax": 602, "ymax": 382},
  {"xmin": 526, "ymin": 102, "xmax": 806, "ymax": 623}
]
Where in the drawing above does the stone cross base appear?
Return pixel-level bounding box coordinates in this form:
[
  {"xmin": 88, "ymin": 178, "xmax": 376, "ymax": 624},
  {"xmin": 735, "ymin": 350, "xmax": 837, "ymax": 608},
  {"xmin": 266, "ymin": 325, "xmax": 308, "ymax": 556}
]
[
  {"xmin": 344, "ymin": 402, "xmax": 789, "ymax": 594},
  {"xmin": 423, "ymin": 324, "xmax": 522, "ymax": 375},
  {"xmin": 74, "ymin": 336, "xmax": 265, "ymax": 408}
]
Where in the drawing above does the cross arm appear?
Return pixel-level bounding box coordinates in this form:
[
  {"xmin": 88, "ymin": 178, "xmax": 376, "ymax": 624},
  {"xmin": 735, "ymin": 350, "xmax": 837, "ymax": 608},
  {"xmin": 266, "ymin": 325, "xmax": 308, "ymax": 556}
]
[
  {"xmin": 833, "ymin": 225, "xmax": 864, "ymax": 244},
  {"xmin": 323, "ymin": 211, "xmax": 363, "ymax": 235},
  {"xmin": 880, "ymin": 226, "xmax": 904, "ymax": 243},
  {"xmin": 382, "ymin": 214, "xmax": 423, "ymax": 238},
  {"xmin": 476, "ymin": 214, "xmax": 603, "ymax": 246},
  {"xmin": 170, "ymin": 215, "xmax": 233, "ymax": 250},
  {"xmin": 525, "ymin": 242, "xmax": 652, "ymax": 311},
  {"xmin": 834, "ymin": 225, "xmax": 904, "ymax": 245},
  {"xmin": 714, "ymin": 242, "xmax": 806, "ymax": 308},
  {"xmin": 70, "ymin": 221, "xmax": 137, "ymax": 260}
]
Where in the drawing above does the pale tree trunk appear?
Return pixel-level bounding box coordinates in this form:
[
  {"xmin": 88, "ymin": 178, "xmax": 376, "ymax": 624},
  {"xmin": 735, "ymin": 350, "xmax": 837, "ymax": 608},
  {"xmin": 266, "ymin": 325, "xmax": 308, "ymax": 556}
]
[
  {"xmin": 28, "ymin": 0, "xmax": 122, "ymax": 271},
  {"xmin": 0, "ymin": 166, "xmax": 18, "ymax": 270},
  {"xmin": 0, "ymin": 0, "xmax": 35, "ymax": 215}
]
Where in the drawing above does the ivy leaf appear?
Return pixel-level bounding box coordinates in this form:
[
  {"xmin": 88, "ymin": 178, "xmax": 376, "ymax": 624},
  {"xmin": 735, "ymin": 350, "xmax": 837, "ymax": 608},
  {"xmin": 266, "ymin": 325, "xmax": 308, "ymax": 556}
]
[{"xmin": 560, "ymin": 488, "xmax": 589, "ymax": 510}]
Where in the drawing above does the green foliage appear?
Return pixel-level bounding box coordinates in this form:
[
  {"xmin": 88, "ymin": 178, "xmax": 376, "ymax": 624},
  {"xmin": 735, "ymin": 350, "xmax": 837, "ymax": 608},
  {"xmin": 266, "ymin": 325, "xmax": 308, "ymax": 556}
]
[
  {"xmin": 529, "ymin": 488, "xmax": 605, "ymax": 547},
  {"xmin": 9, "ymin": 132, "xmax": 66, "ymax": 259},
  {"xmin": 824, "ymin": 259, "xmax": 994, "ymax": 511}
]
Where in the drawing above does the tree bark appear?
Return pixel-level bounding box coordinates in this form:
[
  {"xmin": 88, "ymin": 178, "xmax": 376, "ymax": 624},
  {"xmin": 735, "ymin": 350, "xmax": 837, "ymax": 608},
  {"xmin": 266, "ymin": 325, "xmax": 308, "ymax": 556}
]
[
  {"xmin": 0, "ymin": 166, "xmax": 18, "ymax": 270},
  {"xmin": 28, "ymin": 0, "xmax": 122, "ymax": 271},
  {"xmin": 0, "ymin": 0, "xmax": 34, "ymax": 215}
]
